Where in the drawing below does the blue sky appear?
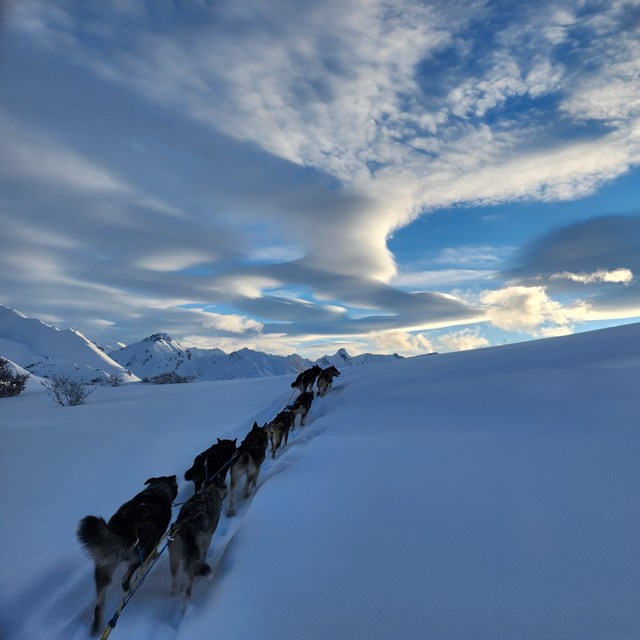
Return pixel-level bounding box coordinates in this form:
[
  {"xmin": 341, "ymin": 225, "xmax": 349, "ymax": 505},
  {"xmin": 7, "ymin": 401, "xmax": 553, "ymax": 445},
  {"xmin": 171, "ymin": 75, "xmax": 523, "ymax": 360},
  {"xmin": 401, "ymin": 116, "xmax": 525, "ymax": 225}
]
[{"xmin": 0, "ymin": 0, "xmax": 639, "ymax": 357}]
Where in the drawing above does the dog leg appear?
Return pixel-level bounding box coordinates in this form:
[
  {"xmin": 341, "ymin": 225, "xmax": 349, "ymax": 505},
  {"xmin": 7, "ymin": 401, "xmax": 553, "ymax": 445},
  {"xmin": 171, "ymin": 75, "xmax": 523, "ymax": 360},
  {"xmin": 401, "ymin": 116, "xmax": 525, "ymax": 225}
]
[
  {"xmin": 249, "ymin": 467, "xmax": 261, "ymax": 493},
  {"xmin": 92, "ymin": 563, "xmax": 114, "ymax": 635},
  {"xmin": 121, "ymin": 559, "xmax": 141, "ymax": 592},
  {"xmin": 243, "ymin": 472, "xmax": 252, "ymax": 498},
  {"xmin": 227, "ymin": 473, "xmax": 237, "ymax": 517}
]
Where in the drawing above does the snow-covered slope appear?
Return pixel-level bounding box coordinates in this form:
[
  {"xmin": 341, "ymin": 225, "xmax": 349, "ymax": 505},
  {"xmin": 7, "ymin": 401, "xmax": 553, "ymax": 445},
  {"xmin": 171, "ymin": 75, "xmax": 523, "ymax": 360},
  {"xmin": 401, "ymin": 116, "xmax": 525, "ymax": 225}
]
[
  {"xmin": 0, "ymin": 306, "xmax": 138, "ymax": 383},
  {"xmin": 2, "ymin": 323, "xmax": 639, "ymax": 640}
]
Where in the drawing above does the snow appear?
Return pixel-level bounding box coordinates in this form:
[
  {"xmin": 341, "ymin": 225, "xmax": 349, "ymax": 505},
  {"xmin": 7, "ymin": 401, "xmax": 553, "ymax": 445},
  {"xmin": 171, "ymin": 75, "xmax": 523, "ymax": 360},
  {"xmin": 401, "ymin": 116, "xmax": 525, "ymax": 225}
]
[{"xmin": 1, "ymin": 323, "xmax": 640, "ymax": 639}]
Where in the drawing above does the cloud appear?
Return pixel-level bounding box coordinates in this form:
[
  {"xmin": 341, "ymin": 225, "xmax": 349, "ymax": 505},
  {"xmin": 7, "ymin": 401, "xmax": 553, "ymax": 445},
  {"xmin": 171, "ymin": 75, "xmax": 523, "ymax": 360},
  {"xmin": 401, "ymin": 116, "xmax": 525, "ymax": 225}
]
[
  {"xmin": 436, "ymin": 328, "xmax": 489, "ymax": 351},
  {"xmin": 3, "ymin": 2, "xmax": 640, "ymax": 353},
  {"xmin": 503, "ymin": 216, "xmax": 640, "ymax": 322},
  {"xmin": 480, "ymin": 285, "xmax": 590, "ymax": 334},
  {"xmin": 548, "ymin": 268, "xmax": 634, "ymax": 285},
  {"xmin": 368, "ymin": 330, "xmax": 435, "ymax": 355}
]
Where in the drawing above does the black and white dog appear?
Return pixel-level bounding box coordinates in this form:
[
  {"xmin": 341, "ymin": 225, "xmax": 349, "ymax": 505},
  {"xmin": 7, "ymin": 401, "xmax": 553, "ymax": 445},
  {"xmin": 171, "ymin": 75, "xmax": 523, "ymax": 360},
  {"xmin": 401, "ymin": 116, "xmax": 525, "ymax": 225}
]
[
  {"xmin": 77, "ymin": 475, "xmax": 178, "ymax": 634},
  {"xmin": 184, "ymin": 438, "xmax": 237, "ymax": 493},
  {"xmin": 316, "ymin": 365, "xmax": 341, "ymax": 397},
  {"xmin": 266, "ymin": 409, "xmax": 295, "ymax": 459},
  {"xmin": 289, "ymin": 391, "xmax": 314, "ymax": 426},
  {"xmin": 169, "ymin": 474, "xmax": 227, "ymax": 603},
  {"xmin": 227, "ymin": 422, "xmax": 269, "ymax": 517},
  {"xmin": 291, "ymin": 365, "xmax": 322, "ymax": 394}
]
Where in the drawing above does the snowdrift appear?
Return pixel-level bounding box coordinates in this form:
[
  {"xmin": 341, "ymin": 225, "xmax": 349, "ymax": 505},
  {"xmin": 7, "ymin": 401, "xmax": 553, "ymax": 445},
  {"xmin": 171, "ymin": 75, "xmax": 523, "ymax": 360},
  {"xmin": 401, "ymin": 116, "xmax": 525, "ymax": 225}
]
[{"xmin": 1, "ymin": 323, "xmax": 639, "ymax": 639}]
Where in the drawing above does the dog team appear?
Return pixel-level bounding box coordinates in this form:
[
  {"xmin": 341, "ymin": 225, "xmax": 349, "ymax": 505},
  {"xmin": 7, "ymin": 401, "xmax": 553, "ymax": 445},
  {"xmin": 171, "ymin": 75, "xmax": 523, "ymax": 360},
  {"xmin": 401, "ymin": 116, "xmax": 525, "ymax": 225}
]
[{"xmin": 77, "ymin": 365, "xmax": 340, "ymax": 634}]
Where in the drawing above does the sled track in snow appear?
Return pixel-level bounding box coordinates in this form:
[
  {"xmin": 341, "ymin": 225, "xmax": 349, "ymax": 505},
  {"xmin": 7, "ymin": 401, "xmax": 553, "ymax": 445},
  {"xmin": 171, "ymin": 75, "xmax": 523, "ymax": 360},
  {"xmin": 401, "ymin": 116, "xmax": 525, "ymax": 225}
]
[{"xmin": 87, "ymin": 371, "xmax": 345, "ymax": 640}]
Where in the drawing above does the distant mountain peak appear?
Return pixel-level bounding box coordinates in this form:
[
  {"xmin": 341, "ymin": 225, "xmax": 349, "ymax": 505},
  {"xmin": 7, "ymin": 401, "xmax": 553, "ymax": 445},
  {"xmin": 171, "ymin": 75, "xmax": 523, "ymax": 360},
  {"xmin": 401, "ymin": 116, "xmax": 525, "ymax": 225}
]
[{"xmin": 144, "ymin": 332, "xmax": 175, "ymax": 344}]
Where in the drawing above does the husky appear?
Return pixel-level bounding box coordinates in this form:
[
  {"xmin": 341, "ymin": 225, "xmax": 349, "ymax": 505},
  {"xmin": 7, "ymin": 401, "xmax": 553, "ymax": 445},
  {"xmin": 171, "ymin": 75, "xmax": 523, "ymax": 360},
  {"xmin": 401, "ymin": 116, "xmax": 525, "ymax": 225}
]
[
  {"xmin": 227, "ymin": 422, "xmax": 269, "ymax": 517},
  {"xmin": 266, "ymin": 409, "xmax": 295, "ymax": 458},
  {"xmin": 169, "ymin": 474, "xmax": 226, "ymax": 602},
  {"xmin": 289, "ymin": 391, "xmax": 314, "ymax": 427},
  {"xmin": 316, "ymin": 365, "xmax": 341, "ymax": 397},
  {"xmin": 291, "ymin": 364, "xmax": 322, "ymax": 394},
  {"xmin": 77, "ymin": 475, "xmax": 178, "ymax": 634},
  {"xmin": 184, "ymin": 438, "xmax": 237, "ymax": 493}
]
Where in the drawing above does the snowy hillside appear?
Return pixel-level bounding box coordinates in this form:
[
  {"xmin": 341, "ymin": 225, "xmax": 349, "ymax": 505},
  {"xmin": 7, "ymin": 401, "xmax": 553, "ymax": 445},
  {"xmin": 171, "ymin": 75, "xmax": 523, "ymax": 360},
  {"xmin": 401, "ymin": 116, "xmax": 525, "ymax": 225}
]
[
  {"xmin": 1, "ymin": 323, "xmax": 639, "ymax": 640},
  {"xmin": 0, "ymin": 306, "xmax": 138, "ymax": 383}
]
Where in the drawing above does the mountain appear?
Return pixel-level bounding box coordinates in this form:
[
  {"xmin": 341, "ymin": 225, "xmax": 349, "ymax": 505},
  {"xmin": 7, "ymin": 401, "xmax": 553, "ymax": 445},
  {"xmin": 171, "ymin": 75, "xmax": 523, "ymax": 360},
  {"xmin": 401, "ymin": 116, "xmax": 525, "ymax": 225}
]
[
  {"xmin": 0, "ymin": 306, "xmax": 404, "ymax": 385},
  {"xmin": 314, "ymin": 347, "xmax": 403, "ymax": 368},
  {"xmin": 108, "ymin": 333, "xmax": 203, "ymax": 380},
  {"xmin": 111, "ymin": 336, "xmax": 402, "ymax": 382},
  {"xmin": 0, "ymin": 305, "xmax": 138, "ymax": 383},
  {"xmin": 110, "ymin": 337, "xmax": 314, "ymax": 381}
]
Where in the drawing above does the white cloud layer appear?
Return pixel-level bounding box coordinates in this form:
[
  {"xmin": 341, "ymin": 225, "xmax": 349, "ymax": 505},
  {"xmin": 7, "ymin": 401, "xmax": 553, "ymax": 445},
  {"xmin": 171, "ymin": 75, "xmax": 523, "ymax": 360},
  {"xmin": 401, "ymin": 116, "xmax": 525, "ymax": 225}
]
[{"xmin": 1, "ymin": 2, "xmax": 640, "ymax": 353}]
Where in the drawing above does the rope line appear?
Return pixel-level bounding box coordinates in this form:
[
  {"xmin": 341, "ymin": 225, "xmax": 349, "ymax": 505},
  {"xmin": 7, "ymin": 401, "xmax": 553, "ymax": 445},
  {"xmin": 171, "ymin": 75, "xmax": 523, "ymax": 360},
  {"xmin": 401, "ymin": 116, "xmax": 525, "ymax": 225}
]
[{"xmin": 98, "ymin": 371, "xmax": 327, "ymax": 639}]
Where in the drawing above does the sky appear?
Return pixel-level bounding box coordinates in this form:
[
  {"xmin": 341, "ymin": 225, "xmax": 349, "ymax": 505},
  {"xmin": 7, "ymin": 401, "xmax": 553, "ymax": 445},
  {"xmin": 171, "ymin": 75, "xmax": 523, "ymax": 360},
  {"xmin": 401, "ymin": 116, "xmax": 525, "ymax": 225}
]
[{"xmin": 0, "ymin": 0, "xmax": 639, "ymax": 358}]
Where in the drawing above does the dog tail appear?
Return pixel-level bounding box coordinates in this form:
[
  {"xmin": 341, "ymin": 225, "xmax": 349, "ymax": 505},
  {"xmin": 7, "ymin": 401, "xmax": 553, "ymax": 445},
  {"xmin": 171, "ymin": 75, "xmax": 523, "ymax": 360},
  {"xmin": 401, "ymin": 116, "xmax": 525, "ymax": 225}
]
[
  {"xmin": 77, "ymin": 515, "xmax": 125, "ymax": 563},
  {"xmin": 184, "ymin": 466, "xmax": 194, "ymax": 481}
]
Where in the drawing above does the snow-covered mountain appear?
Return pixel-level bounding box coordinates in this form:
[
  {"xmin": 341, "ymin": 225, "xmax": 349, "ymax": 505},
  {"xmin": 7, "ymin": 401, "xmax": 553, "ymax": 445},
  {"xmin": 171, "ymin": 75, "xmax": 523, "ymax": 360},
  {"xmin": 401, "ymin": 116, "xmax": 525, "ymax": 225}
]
[
  {"xmin": 0, "ymin": 305, "xmax": 138, "ymax": 383},
  {"xmin": 315, "ymin": 347, "xmax": 403, "ymax": 368},
  {"xmin": 0, "ymin": 305, "xmax": 404, "ymax": 385},
  {"xmin": 108, "ymin": 333, "xmax": 204, "ymax": 380},
  {"xmin": 110, "ymin": 337, "xmax": 402, "ymax": 381}
]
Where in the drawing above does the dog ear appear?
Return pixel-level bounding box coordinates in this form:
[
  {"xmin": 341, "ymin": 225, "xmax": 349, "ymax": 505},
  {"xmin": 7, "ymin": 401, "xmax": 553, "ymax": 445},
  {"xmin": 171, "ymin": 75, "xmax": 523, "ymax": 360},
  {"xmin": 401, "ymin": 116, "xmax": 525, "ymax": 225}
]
[
  {"xmin": 252, "ymin": 421, "xmax": 259, "ymax": 429},
  {"xmin": 217, "ymin": 438, "xmax": 222, "ymax": 443},
  {"xmin": 233, "ymin": 438, "xmax": 237, "ymax": 444},
  {"xmin": 144, "ymin": 477, "xmax": 157, "ymax": 485}
]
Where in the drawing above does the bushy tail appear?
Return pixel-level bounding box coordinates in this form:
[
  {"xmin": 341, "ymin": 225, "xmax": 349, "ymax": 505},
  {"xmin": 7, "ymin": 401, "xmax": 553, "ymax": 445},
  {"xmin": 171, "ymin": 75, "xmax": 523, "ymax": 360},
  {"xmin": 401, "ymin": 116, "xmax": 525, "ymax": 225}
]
[
  {"xmin": 184, "ymin": 466, "xmax": 194, "ymax": 481},
  {"xmin": 77, "ymin": 515, "xmax": 125, "ymax": 563}
]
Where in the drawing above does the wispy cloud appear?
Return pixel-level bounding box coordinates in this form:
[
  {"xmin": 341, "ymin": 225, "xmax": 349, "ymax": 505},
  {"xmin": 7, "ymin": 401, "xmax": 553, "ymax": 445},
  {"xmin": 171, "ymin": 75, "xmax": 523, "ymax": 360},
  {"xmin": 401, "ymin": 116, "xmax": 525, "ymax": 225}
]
[{"xmin": 2, "ymin": 1, "xmax": 640, "ymax": 353}]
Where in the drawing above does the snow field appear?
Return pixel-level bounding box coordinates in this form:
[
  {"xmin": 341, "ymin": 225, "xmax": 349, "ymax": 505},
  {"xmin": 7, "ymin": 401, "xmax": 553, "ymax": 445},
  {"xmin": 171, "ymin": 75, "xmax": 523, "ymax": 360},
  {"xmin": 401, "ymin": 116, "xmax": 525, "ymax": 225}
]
[{"xmin": 1, "ymin": 323, "xmax": 640, "ymax": 639}]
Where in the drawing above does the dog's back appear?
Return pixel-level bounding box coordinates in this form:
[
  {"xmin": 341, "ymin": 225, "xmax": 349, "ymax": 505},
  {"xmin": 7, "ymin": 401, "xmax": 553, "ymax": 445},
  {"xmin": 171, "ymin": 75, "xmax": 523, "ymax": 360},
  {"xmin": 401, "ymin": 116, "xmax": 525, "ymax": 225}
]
[
  {"xmin": 317, "ymin": 366, "xmax": 340, "ymax": 396},
  {"xmin": 184, "ymin": 438, "xmax": 237, "ymax": 492},
  {"xmin": 290, "ymin": 391, "xmax": 314, "ymax": 425},
  {"xmin": 77, "ymin": 475, "xmax": 178, "ymax": 634},
  {"xmin": 170, "ymin": 475, "xmax": 226, "ymax": 600},
  {"xmin": 227, "ymin": 422, "xmax": 269, "ymax": 516},
  {"xmin": 291, "ymin": 365, "xmax": 322, "ymax": 392}
]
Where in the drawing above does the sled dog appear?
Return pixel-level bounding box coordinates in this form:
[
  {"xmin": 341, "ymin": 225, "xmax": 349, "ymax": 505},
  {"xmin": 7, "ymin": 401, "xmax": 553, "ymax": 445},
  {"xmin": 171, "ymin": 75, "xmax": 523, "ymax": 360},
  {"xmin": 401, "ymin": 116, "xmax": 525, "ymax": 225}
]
[
  {"xmin": 184, "ymin": 438, "xmax": 237, "ymax": 493},
  {"xmin": 291, "ymin": 364, "xmax": 322, "ymax": 394},
  {"xmin": 289, "ymin": 391, "xmax": 314, "ymax": 426},
  {"xmin": 227, "ymin": 422, "xmax": 269, "ymax": 517},
  {"xmin": 169, "ymin": 474, "xmax": 226, "ymax": 601},
  {"xmin": 77, "ymin": 475, "xmax": 178, "ymax": 634},
  {"xmin": 316, "ymin": 365, "xmax": 341, "ymax": 396},
  {"xmin": 266, "ymin": 409, "xmax": 295, "ymax": 458}
]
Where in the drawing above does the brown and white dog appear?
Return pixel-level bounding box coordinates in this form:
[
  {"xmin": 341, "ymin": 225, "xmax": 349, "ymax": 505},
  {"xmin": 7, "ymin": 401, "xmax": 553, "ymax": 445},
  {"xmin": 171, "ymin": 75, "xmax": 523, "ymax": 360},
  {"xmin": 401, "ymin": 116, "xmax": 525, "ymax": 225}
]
[
  {"xmin": 266, "ymin": 409, "xmax": 295, "ymax": 458},
  {"xmin": 169, "ymin": 474, "xmax": 226, "ymax": 603},
  {"xmin": 227, "ymin": 422, "xmax": 269, "ymax": 517},
  {"xmin": 77, "ymin": 475, "xmax": 178, "ymax": 634},
  {"xmin": 316, "ymin": 365, "xmax": 341, "ymax": 397}
]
